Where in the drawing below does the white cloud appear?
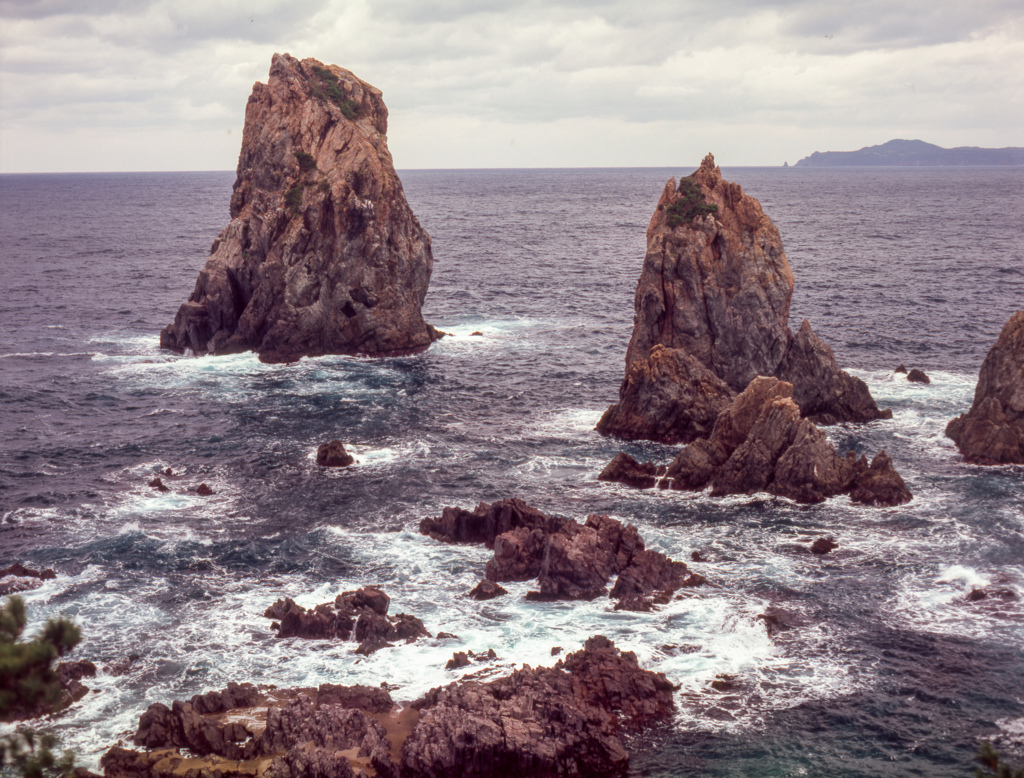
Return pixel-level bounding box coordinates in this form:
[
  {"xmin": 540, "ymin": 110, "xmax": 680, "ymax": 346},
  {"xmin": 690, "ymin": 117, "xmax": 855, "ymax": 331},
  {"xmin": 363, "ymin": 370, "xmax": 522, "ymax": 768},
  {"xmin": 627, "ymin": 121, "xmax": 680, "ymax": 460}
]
[{"xmin": 1, "ymin": 0, "xmax": 1021, "ymax": 171}]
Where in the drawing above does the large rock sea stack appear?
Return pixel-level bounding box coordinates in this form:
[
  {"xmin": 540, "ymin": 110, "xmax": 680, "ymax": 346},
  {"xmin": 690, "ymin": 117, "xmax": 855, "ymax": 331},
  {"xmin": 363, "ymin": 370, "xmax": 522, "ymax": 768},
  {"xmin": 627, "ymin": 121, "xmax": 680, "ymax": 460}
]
[
  {"xmin": 597, "ymin": 154, "xmax": 888, "ymax": 444},
  {"xmin": 946, "ymin": 311, "xmax": 1024, "ymax": 464},
  {"xmin": 160, "ymin": 53, "xmax": 439, "ymax": 363}
]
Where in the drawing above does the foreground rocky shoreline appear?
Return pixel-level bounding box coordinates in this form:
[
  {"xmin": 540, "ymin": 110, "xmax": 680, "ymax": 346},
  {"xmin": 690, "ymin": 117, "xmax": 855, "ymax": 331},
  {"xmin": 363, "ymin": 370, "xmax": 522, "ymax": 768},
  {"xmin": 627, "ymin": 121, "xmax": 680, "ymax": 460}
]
[{"xmin": 101, "ymin": 636, "xmax": 674, "ymax": 778}]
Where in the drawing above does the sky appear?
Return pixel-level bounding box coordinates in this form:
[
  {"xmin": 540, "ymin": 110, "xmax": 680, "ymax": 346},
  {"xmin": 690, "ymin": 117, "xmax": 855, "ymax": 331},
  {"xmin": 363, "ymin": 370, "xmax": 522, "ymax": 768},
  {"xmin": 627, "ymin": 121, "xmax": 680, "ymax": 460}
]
[{"xmin": 0, "ymin": 0, "xmax": 1021, "ymax": 172}]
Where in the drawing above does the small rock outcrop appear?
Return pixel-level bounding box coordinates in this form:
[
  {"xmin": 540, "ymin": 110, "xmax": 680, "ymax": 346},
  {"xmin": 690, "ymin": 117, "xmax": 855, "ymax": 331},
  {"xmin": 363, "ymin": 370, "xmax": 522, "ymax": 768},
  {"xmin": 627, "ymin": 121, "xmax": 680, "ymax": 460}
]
[
  {"xmin": 160, "ymin": 53, "xmax": 439, "ymax": 363},
  {"xmin": 907, "ymin": 368, "xmax": 931, "ymax": 384},
  {"xmin": 602, "ymin": 377, "xmax": 912, "ymax": 506},
  {"xmin": 401, "ymin": 636, "xmax": 675, "ymax": 777},
  {"xmin": 264, "ymin": 586, "xmax": 430, "ymax": 654},
  {"xmin": 946, "ymin": 311, "xmax": 1024, "ymax": 464},
  {"xmin": 597, "ymin": 154, "xmax": 888, "ymax": 443},
  {"xmin": 316, "ymin": 439, "xmax": 354, "ymax": 467},
  {"xmin": 104, "ymin": 682, "xmax": 396, "ymax": 777},
  {"xmin": 102, "ymin": 639, "xmax": 674, "ymax": 778},
  {"xmin": 422, "ymin": 499, "xmax": 706, "ymax": 604}
]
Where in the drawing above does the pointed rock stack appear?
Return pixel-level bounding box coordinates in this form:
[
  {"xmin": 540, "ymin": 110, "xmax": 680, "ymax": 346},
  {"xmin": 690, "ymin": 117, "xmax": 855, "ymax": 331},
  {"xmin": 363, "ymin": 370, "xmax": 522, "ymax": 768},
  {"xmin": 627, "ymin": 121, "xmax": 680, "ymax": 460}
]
[
  {"xmin": 161, "ymin": 53, "xmax": 440, "ymax": 363},
  {"xmin": 598, "ymin": 153, "xmax": 889, "ymax": 443},
  {"xmin": 597, "ymin": 154, "xmax": 908, "ymax": 505}
]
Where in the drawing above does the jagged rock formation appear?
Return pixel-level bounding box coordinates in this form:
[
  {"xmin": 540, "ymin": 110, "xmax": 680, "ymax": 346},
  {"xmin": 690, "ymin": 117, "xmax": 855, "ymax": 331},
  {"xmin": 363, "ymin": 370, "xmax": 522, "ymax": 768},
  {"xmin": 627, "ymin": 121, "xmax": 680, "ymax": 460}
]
[
  {"xmin": 946, "ymin": 311, "xmax": 1024, "ymax": 464},
  {"xmin": 421, "ymin": 498, "xmax": 706, "ymax": 606},
  {"xmin": 264, "ymin": 586, "xmax": 430, "ymax": 655},
  {"xmin": 103, "ymin": 682, "xmax": 397, "ymax": 777},
  {"xmin": 102, "ymin": 638, "xmax": 675, "ymax": 778},
  {"xmin": 160, "ymin": 53, "xmax": 439, "ymax": 363},
  {"xmin": 595, "ymin": 345, "xmax": 735, "ymax": 444},
  {"xmin": 597, "ymin": 154, "xmax": 887, "ymax": 443},
  {"xmin": 601, "ymin": 377, "xmax": 912, "ymax": 507},
  {"xmin": 401, "ymin": 636, "xmax": 675, "ymax": 777}
]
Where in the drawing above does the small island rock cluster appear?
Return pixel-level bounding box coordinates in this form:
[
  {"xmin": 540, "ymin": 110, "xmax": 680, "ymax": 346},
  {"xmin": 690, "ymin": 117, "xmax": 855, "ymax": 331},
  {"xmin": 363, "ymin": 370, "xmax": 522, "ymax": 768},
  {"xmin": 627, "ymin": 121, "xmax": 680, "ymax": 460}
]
[
  {"xmin": 264, "ymin": 586, "xmax": 430, "ymax": 655},
  {"xmin": 160, "ymin": 54, "xmax": 439, "ymax": 363},
  {"xmin": 946, "ymin": 311, "xmax": 1024, "ymax": 464},
  {"xmin": 420, "ymin": 498, "xmax": 708, "ymax": 610},
  {"xmin": 599, "ymin": 377, "xmax": 912, "ymax": 506}
]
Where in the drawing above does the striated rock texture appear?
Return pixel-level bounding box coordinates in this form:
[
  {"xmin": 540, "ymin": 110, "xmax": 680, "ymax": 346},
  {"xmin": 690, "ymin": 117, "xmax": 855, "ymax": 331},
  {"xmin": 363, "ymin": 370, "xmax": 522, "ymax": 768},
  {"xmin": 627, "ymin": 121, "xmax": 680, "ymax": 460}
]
[
  {"xmin": 602, "ymin": 377, "xmax": 912, "ymax": 507},
  {"xmin": 160, "ymin": 53, "xmax": 438, "ymax": 363},
  {"xmin": 102, "ymin": 639, "xmax": 674, "ymax": 778},
  {"xmin": 945, "ymin": 311, "xmax": 1024, "ymax": 464},
  {"xmin": 598, "ymin": 154, "xmax": 887, "ymax": 442}
]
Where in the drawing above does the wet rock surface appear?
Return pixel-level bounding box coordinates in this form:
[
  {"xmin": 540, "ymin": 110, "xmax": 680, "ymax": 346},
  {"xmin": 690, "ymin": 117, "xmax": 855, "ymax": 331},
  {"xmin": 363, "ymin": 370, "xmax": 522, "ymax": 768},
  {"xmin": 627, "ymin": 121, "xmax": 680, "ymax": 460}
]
[
  {"xmin": 264, "ymin": 587, "xmax": 430, "ymax": 654},
  {"xmin": 160, "ymin": 53, "xmax": 439, "ymax": 363},
  {"xmin": 423, "ymin": 499, "xmax": 706, "ymax": 605},
  {"xmin": 401, "ymin": 636, "xmax": 675, "ymax": 778},
  {"xmin": 102, "ymin": 638, "xmax": 674, "ymax": 778},
  {"xmin": 946, "ymin": 310, "xmax": 1024, "ymax": 464},
  {"xmin": 599, "ymin": 154, "xmax": 888, "ymax": 443},
  {"xmin": 602, "ymin": 377, "xmax": 912, "ymax": 506},
  {"xmin": 316, "ymin": 439, "xmax": 354, "ymax": 467}
]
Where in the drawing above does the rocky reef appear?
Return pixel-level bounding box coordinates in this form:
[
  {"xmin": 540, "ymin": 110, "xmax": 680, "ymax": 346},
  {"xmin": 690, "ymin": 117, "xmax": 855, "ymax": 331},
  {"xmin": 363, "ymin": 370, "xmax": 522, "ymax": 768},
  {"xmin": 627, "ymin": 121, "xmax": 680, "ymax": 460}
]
[
  {"xmin": 264, "ymin": 586, "xmax": 431, "ymax": 655},
  {"xmin": 421, "ymin": 498, "xmax": 707, "ymax": 609},
  {"xmin": 160, "ymin": 53, "xmax": 439, "ymax": 363},
  {"xmin": 600, "ymin": 377, "xmax": 912, "ymax": 507},
  {"xmin": 946, "ymin": 311, "xmax": 1024, "ymax": 464},
  {"xmin": 597, "ymin": 154, "xmax": 888, "ymax": 444},
  {"xmin": 102, "ymin": 637, "xmax": 675, "ymax": 778}
]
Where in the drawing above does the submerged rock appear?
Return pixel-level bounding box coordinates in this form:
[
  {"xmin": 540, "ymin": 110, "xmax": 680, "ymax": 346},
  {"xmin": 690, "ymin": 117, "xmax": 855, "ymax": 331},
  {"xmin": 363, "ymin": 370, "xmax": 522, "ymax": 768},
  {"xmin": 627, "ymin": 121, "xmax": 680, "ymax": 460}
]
[
  {"xmin": 598, "ymin": 452, "xmax": 665, "ymax": 489},
  {"xmin": 598, "ymin": 154, "xmax": 888, "ymax": 442},
  {"xmin": 602, "ymin": 376, "xmax": 912, "ymax": 506},
  {"xmin": 160, "ymin": 53, "xmax": 439, "ymax": 363},
  {"xmin": 467, "ymin": 579, "xmax": 507, "ymax": 600},
  {"xmin": 946, "ymin": 310, "xmax": 1024, "ymax": 464},
  {"xmin": 810, "ymin": 536, "xmax": 838, "ymax": 555}
]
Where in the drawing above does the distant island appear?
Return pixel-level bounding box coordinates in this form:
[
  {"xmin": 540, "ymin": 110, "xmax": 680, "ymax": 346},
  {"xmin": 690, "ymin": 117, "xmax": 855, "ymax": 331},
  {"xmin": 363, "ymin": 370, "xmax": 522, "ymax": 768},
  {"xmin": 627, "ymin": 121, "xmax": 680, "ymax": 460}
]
[{"xmin": 794, "ymin": 139, "xmax": 1024, "ymax": 167}]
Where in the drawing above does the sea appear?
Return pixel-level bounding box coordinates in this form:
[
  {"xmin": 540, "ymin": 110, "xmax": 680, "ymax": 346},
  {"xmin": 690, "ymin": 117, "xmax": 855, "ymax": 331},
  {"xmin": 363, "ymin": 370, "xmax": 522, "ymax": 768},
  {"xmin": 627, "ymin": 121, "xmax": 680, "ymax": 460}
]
[{"xmin": 0, "ymin": 166, "xmax": 1022, "ymax": 776}]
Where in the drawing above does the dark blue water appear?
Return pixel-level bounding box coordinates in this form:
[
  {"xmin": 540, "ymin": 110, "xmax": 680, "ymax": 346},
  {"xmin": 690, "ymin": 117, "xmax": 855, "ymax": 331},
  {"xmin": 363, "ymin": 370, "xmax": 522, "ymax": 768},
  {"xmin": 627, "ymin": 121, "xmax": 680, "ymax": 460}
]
[{"xmin": 0, "ymin": 167, "xmax": 1022, "ymax": 775}]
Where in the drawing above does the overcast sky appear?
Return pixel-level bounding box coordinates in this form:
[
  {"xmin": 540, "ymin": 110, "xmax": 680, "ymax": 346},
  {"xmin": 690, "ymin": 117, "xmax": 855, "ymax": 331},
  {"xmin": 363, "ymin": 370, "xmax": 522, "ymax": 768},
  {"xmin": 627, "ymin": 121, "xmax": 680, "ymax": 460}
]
[{"xmin": 1, "ymin": 0, "xmax": 1021, "ymax": 172}]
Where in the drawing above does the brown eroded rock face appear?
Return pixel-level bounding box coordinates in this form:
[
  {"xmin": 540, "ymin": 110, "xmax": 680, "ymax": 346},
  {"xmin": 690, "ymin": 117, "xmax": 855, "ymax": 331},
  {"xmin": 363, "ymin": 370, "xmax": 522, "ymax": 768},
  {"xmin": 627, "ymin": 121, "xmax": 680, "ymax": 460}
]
[
  {"xmin": 598, "ymin": 154, "xmax": 887, "ymax": 441},
  {"xmin": 603, "ymin": 376, "xmax": 912, "ymax": 506},
  {"xmin": 946, "ymin": 311, "xmax": 1024, "ymax": 464},
  {"xmin": 102, "ymin": 639, "xmax": 674, "ymax": 778},
  {"xmin": 160, "ymin": 53, "xmax": 439, "ymax": 363},
  {"xmin": 421, "ymin": 498, "xmax": 706, "ymax": 605}
]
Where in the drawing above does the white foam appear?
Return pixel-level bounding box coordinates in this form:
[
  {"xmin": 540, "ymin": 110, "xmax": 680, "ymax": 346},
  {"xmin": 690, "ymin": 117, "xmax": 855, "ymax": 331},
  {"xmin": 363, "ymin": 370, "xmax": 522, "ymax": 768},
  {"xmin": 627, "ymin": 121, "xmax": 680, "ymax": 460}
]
[{"xmin": 935, "ymin": 564, "xmax": 990, "ymax": 589}]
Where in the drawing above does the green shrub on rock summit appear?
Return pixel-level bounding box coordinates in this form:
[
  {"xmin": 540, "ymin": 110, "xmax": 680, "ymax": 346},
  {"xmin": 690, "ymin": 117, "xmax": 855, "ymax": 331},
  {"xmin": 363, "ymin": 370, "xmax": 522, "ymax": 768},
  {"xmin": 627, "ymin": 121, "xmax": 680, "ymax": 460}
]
[{"xmin": 663, "ymin": 175, "xmax": 718, "ymax": 227}]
